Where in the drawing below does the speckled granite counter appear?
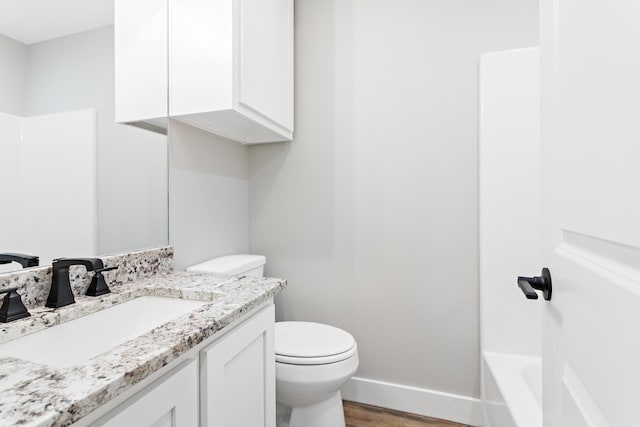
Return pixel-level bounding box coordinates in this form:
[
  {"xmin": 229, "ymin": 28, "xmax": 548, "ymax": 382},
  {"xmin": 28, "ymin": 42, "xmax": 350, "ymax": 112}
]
[{"xmin": 0, "ymin": 271, "xmax": 286, "ymax": 427}]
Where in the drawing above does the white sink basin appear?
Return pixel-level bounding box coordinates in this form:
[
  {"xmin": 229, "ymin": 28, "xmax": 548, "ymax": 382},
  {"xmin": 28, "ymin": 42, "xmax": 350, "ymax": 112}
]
[{"xmin": 0, "ymin": 296, "xmax": 207, "ymax": 368}]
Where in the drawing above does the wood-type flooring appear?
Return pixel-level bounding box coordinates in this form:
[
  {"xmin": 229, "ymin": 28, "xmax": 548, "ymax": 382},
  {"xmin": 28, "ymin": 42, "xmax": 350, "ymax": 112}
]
[{"xmin": 344, "ymin": 401, "xmax": 474, "ymax": 427}]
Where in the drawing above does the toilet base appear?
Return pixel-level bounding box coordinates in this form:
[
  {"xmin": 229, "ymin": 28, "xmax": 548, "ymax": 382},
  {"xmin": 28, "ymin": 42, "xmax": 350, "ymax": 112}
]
[
  {"xmin": 276, "ymin": 401, "xmax": 292, "ymax": 427},
  {"xmin": 280, "ymin": 391, "xmax": 346, "ymax": 427}
]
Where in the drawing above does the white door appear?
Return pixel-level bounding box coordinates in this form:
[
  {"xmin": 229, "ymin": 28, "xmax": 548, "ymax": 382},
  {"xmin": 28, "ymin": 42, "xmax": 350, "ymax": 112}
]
[{"xmin": 540, "ymin": 0, "xmax": 640, "ymax": 425}]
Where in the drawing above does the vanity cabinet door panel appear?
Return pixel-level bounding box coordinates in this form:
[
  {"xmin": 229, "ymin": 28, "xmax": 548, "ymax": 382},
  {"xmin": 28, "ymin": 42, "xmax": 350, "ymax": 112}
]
[
  {"xmin": 201, "ymin": 304, "xmax": 275, "ymax": 427},
  {"xmin": 95, "ymin": 359, "xmax": 198, "ymax": 427}
]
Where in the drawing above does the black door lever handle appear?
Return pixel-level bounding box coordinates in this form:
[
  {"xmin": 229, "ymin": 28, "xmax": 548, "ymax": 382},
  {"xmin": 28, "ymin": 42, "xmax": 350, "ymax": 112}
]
[
  {"xmin": 517, "ymin": 268, "xmax": 552, "ymax": 301},
  {"xmin": 518, "ymin": 276, "xmax": 539, "ymax": 299}
]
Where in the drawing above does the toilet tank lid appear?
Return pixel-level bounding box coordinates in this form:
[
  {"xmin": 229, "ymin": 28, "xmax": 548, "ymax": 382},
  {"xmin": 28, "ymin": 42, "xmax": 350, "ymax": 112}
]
[{"xmin": 186, "ymin": 254, "xmax": 266, "ymax": 275}]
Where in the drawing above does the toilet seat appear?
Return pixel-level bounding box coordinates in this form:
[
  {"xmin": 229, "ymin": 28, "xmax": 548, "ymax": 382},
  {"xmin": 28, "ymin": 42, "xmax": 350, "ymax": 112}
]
[
  {"xmin": 276, "ymin": 321, "xmax": 357, "ymax": 365},
  {"xmin": 276, "ymin": 344, "xmax": 358, "ymax": 365}
]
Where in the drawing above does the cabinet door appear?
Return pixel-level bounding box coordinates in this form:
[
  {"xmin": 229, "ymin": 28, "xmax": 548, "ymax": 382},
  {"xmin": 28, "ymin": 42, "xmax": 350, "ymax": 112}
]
[
  {"xmin": 201, "ymin": 304, "xmax": 275, "ymax": 427},
  {"xmin": 169, "ymin": 0, "xmax": 293, "ymax": 144},
  {"xmin": 237, "ymin": 0, "xmax": 294, "ymax": 133},
  {"xmin": 115, "ymin": 0, "xmax": 168, "ymax": 127},
  {"xmin": 95, "ymin": 359, "xmax": 198, "ymax": 427}
]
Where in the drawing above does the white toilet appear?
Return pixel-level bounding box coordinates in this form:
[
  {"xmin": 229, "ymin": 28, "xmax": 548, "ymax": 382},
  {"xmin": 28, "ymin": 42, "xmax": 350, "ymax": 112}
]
[
  {"xmin": 275, "ymin": 321, "xmax": 358, "ymax": 427},
  {"xmin": 187, "ymin": 254, "xmax": 359, "ymax": 427}
]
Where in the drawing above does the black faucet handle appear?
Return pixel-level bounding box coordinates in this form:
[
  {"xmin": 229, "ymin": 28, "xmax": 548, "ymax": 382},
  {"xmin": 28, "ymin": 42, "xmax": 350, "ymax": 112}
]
[
  {"xmin": 0, "ymin": 287, "xmax": 31, "ymax": 323},
  {"xmin": 0, "ymin": 253, "xmax": 39, "ymax": 268},
  {"xmin": 94, "ymin": 266, "xmax": 118, "ymax": 274},
  {"xmin": 86, "ymin": 266, "xmax": 118, "ymax": 297}
]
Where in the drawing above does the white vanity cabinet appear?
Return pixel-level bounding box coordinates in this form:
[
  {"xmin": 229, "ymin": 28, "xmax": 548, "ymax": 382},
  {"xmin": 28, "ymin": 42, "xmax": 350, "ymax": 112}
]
[
  {"xmin": 115, "ymin": 0, "xmax": 293, "ymax": 144},
  {"xmin": 200, "ymin": 304, "xmax": 275, "ymax": 426},
  {"xmin": 82, "ymin": 302, "xmax": 275, "ymax": 427}
]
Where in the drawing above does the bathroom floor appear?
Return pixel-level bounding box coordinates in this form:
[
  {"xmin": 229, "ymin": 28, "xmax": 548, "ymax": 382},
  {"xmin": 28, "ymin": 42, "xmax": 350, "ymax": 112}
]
[{"xmin": 344, "ymin": 401, "xmax": 472, "ymax": 427}]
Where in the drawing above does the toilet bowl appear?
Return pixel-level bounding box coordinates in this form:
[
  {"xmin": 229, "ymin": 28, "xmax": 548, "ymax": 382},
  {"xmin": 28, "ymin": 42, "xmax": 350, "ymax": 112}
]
[
  {"xmin": 187, "ymin": 254, "xmax": 359, "ymax": 427},
  {"xmin": 276, "ymin": 321, "xmax": 358, "ymax": 427}
]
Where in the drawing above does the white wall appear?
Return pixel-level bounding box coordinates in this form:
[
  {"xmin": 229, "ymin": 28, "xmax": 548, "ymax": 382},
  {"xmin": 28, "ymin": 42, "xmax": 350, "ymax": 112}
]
[
  {"xmin": 169, "ymin": 120, "xmax": 249, "ymax": 271},
  {"xmin": 249, "ymin": 0, "xmax": 538, "ymax": 418},
  {"xmin": 24, "ymin": 25, "xmax": 168, "ymax": 256},
  {"xmin": 0, "ymin": 35, "xmax": 28, "ymax": 116},
  {"xmin": 479, "ymin": 48, "xmax": 542, "ymax": 358}
]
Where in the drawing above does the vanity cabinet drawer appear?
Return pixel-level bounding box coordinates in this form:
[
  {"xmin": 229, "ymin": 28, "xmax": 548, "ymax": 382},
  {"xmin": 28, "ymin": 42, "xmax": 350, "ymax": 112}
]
[
  {"xmin": 94, "ymin": 358, "xmax": 198, "ymax": 427},
  {"xmin": 200, "ymin": 303, "xmax": 275, "ymax": 427}
]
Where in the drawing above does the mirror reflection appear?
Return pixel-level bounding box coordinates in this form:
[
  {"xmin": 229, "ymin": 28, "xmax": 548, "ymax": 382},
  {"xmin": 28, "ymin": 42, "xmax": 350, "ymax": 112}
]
[{"xmin": 0, "ymin": 1, "xmax": 168, "ymax": 273}]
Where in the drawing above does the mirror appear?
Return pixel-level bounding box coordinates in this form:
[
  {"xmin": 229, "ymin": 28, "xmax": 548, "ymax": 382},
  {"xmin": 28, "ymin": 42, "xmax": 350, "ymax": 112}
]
[{"xmin": 0, "ymin": 0, "xmax": 168, "ymax": 273}]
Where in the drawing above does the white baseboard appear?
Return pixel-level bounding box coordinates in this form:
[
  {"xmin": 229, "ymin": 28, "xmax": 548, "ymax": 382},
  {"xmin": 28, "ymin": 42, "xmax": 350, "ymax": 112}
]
[{"xmin": 341, "ymin": 376, "xmax": 483, "ymax": 426}]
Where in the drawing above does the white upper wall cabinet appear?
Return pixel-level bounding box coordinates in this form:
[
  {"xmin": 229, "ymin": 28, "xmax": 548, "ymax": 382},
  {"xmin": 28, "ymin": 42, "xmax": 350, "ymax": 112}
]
[
  {"xmin": 115, "ymin": 0, "xmax": 294, "ymax": 144},
  {"xmin": 170, "ymin": 0, "xmax": 293, "ymax": 144}
]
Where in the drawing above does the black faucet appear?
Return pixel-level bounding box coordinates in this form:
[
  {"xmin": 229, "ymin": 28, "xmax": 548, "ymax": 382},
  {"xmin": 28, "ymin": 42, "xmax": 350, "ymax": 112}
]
[
  {"xmin": 0, "ymin": 253, "xmax": 39, "ymax": 268},
  {"xmin": 46, "ymin": 258, "xmax": 103, "ymax": 308}
]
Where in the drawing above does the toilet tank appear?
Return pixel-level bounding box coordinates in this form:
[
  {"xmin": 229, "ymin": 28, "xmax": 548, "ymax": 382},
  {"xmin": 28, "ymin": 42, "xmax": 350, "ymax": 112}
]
[{"xmin": 186, "ymin": 254, "xmax": 266, "ymax": 277}]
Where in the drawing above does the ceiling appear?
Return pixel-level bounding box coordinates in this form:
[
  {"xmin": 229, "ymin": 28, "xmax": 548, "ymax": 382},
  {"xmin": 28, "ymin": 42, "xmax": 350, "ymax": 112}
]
[{"xmin": 0, "ymin": 0, "xmax": 114, "ymax": 45}]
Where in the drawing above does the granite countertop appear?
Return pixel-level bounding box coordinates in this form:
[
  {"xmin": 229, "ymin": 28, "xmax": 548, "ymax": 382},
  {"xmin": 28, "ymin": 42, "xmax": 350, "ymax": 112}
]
[{"xmin": 0, "ymin": 271, "xmax": 286, "ymax": 427}]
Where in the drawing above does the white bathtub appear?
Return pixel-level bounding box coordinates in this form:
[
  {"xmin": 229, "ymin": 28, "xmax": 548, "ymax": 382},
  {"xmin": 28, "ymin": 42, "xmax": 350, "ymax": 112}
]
[{"xmin": 482, "ymin": 352, "xmax": 542, "ymax": 427}]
